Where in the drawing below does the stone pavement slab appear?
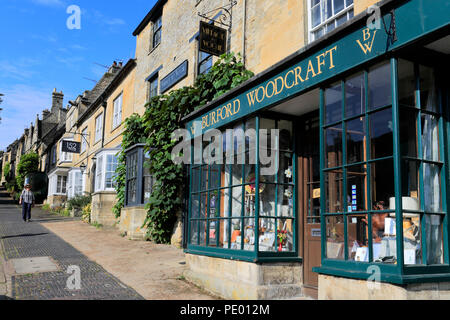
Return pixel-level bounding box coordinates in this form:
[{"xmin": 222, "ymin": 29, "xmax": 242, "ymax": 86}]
[
  {"xmin": 10, "ymin": 256, "xmax": 59, "ymax": 274},
  {"xmin": 42, "ymin": 220, "xmax": 217, "ymax": 300},
  {"xmin": 0, "ymin": 204, "xmax": 143, "ymax": 300}
]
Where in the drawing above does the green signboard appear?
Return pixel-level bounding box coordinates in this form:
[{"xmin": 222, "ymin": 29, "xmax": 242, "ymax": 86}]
[{"xmin": 186, "ymin": 0, "xmax": 449, "ymax": 137}]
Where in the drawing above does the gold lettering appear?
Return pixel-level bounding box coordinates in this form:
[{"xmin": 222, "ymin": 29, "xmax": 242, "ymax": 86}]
[
  {"xmin": 217, "ymin": 107, "xmax": 223, "ymax": 120},
  {"xmin": 247, "ymin": 90, "xmax": 257, "ymax": 107},
  {"xmin": 356, "ymin": 31, "xmax": 377, "ymax": 54},
  {"xmin": 305, "ymin": 60, "xmax": 317, "ymax": 81},
  {"xmin": 265, "ymin": 81, "xmax": 275, "ymax": 99},
  {"xmin": 256, "ymin": 86, "xmax": 265, "ymax": 103},
  {"xmin": 274, "ymin": 76, "xmax": 285, "ymax": 96},
  {"xmin": 326, "ymin": 46, "xmax": 337, "ymax": 69},
  {"xmin": 221, "ymin": 106, "xmax": 227, "ymax": 118},
  {"xmin": 294, "ymin": 66, "xmax": 304, "ymax": 85},
  {"xmin": 285, "ymin": 70, "xmax": 295, "ymax": 89},
  {"xmin": 226, "ymin": 103, "xmax": 233, "ymax": 117},
  {"xmin": 211, "ymin": 111, "xmax": 217, "ymax": 125},
  {"xmin": 363, "ymin": 28, "xmax": 371, "ymax": 41},
  {"xmin": 316, "ymin": 53, "xmax": 326, "ymax": 75},
  {"xmin": 233, "ymin": 99, "xmax": 241, "ymax": 114},
  {"xmin": 202, "ymin": 115, "xmax": 208, "ymax": 129}
]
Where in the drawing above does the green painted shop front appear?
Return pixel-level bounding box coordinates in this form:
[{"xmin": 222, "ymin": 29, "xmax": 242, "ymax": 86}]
[{"xmin": 182, "ymin": 0, "xmax": 450, "ymax": 299}]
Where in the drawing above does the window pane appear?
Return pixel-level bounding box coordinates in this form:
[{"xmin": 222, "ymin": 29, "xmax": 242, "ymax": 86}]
[
  {"xmin": 200, "ymin": 192, "xmax": 208, "ymax": 218},
  {"xmin": 401, "ymin": 160, "xmax": 421, "ymax": 210},
  {"xmin": 243, "ymin": 218, "xmax": 255, "ymax": 251},
  {"xmin": 336, "ymin": 13, "xmax": 348, "ymax": 27},
  {"xmin": 326, "ymin": 215, "xmax": 345, "ymax": 259},
  {"xmin": 209, "ymin": 190, "xmax": 219, "ymax": 218},
  {"xmin": 311, "ymin": 4, "xmax": 321, "ymax": 28},
  {"xmin": 346, "ymin": 117, "xmax": 366, "ymax": 164},
  {"xmin": 192, "ymin": 167, "xmax": 200, "ymax": 192},
  {"xmin": 199, "ymin": 220, "xmax": 206, "ymax": 246},
  {"xmin": 324, "ymin": 0, "xmax": 333, "ymax": 19},
  {"xmin": 403, "ymin": 213, "xmax": 422, "ymax": 265},
  {"xmin": 368, "ymin": 63, "xmax": 391, "ymax": 110},
  {"xmin": 325, "ymin": 125, "xmax": 342, "ymax": 168},
  {"xmin": 421, "ymin": 114, "xmax": 440, "ymax": 161},
  {"xmin": 325, "ymin": 171, "xmax": 343, "ymax": 213},
  {"xmin": 372, "ymin": 213, "xmax": 397, "ymax": 264},
  {"xmin": 371, "ymin": 160, "xmax": 394, "ymax": 210},
  {"xmin": 259, "ymin": 183, "xmax": 276, "ymax": 216},
  {"xmin": 369, "ymin": 108, "xmax": 393, "ymax": 159},
  {"xmin": 209, "ymin": 164, "xmax": 221, "ymax": 190},
  {"xmin": 201, "ymin": 166, "xmax": 208, "ymax": 190},
  {"xmin": 143, "ymin": 176, "xmax": 154, "ymax": 203},
  {"xmin": 278, "ymin": 152, "xmax": 294, "ymax": 184},
  {"xmin": 420, "ymin": 65, "xmax": 438, "ymax": 112},
  {"xmin": 325, "ymin": 83, "xmax": 342, "ymax": 124},
  {"xmin": 345, "ymin": 73, "xmax": 365, "ymax": 118},
  {"xmin": 346, "ymin": 164, "xmax": 367, "ymax": 212},
  {"xmin": 398, "ymin": 60, "xmax": 416, "ymax": 107},
  {"xmin": 208, "ymin": 219, "xmax": 218, "ymax": 247},
  {"xmin": 259, "ymin": 218, "xmax": 277, "ymax": 252},
  {"xmin": 334, "ymin": 0, "xmax": 345, "ymax": 14},
  {"xmin": 190, "ymin": 220, "xmax": 199, "ymax": 245},
  {"xmin": 348, "ymin": 214, "xmax": 368, "ymax": 261},
  {"xmin": 230, "ymin": 218, "xmax": 242, "ymax": 250},
  {"xmin": 278, "ymin": 185, "xmax": 294, "ymax": 217},
  {"xmin": 218, "ymin": 219, "xmax": 229, "ymax": 248},
  {"xmin": 231, "ymin": 186, "xmax": 243, "ymax": 217},
  {"xmin": 346, "ymin": 0, "xmax": 353, "ymax": 6},
  {"xmin": 423, "ymin": 163, "xmax": 442, "ymax": 212},
  {"xmin": 191, "ymin": 194, "xmax": 199, "ymax": 218},
  {"xmin": 278, "ymin": 120, "xmax": 293, "ymax": 151},
  {"xmin": 278, "ymin": 218, "xmax": 294, "ymax": 252},
  {"xmin": 425, "ymin": 214, "xmax": 444, "ymax": 264},
  {"xmin": 399, "ymin": 108, "xmax": 418, "ymax": 157}
]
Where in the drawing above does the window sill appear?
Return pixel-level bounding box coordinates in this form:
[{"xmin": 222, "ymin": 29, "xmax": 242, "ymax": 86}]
[
  {"xmin": 148, "ymin": 43, "xmax": 160, "ymax": 55},
  {"xmin": 110, "ymin": 124, "xmax": 122, "ymax": 134}
]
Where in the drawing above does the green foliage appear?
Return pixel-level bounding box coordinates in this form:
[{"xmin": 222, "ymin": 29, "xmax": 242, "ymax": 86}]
[
  {"xmin": 3, "ymin": 161, "xmax": 10, "ymax": 180},
  {"xmin": 82, "ymin": 203, "xmax": 91, "ymax": 223},
  {"xmin": 16, "ymin": 153, "xmax": 39, "ymax": 189},
  {"xmin": 67, "ymin": 195, "xmax": 92, "ymax": 211},
  {"xmin": 140, "ymin": 52, "xmax": 253, "ymax": 243},
  {"xmin": 112, "ymin": 114, "xmax": 147, "ymax": 218},
  {"xmin": 42, "ymin": 204, "xmax": 51, "ymax": 211}
]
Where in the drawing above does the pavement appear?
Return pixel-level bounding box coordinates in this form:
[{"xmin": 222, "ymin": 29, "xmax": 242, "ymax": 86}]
[{"xmin": 0, "ymin": 188, "xmax": 215, "ymax": 300}]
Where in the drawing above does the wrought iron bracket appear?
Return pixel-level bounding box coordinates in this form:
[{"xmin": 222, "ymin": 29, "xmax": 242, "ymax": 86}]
[
  {"xmin": 382, "ymin": 9, "xmax": 398, "ymax": 51},
  {"xmin": 65, "ymin": 131, "xmax": 90, "ymax": 148},
  {"xmin": 198, "ymin": 0, "xmax": 237, "ymax": 31}
]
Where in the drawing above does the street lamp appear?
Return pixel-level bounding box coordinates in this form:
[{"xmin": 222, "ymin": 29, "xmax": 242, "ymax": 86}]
[{"xmin": 80, "ymin": 162, "xmax": 87, "ymax": 175}]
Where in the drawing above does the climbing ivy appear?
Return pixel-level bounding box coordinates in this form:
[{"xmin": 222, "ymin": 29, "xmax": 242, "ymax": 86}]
[
  {"xmin": 112, "ymin": 114, "xmax": 147, "ymax": 218},
  {"xmin": 16, "ymin": 153, "xmax": 39, "ymax": 189},
  {"xmin": 114, "ymin": 53, "xmax": 253, "ymax": 243},
  {"xmin": 142, "ymin": 53, "xmax": 253, "ymax": 243}
]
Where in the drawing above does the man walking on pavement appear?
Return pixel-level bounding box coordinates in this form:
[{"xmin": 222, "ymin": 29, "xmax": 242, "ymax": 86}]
[{"xmin": 19, "ymin": 184, "xmax": 35, "ymax": 222}]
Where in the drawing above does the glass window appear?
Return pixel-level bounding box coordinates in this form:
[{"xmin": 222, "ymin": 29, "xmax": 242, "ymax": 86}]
[
  {"xmin": 325, "ymin": 83, "xmax": 342, "ymax": 124},
  {"xmin": 346, "ymin": 117, "xmax": 366, "ymax": 164},
  {"xmin": 198, "ymin": 50, "xmax": 213, "ymax": 76},
  {"xmin": 56, "ymin": 175, "xmax": 67, "ymax": 194},
  {"xmin": 425, "ymin": 214, "xmax": 444, "ymax": 264},
  {"xmin": 95, "ymin": 113, "xmax": 103, "ymax": 143},
  {"xmin": 369, "ymin": 108, "xmax": 393, "ymax": 159},
  {"xmin": 326, "ymin": 215, "xmax": 345, "ymax": 259},
  {"xmin": 345, "ymin": 73, "xmax": 365, "ymax": 118},
  {"xmin": 105, "ymin": 154, "xmax": 118, "ymax": 189},
  {"xmin": 95, "ymin": 155, "xmax": 103, "ymax": 191},
  {"xmin": 325, "ymin": 125, "xmax": 342, "ymax": 168},
  {"xmin": 368, "ymin": 63, "xmax": 391, "ymax": 110},
  {"xmin": 126, "ymin": 147, "xmax": 156, "ymax": 206},
  {"xmin": 149, "ymin": 75, "xmax": 158, "ymax": 99},
  {"xmin": 310, "ymin": 0, "xmax": 353, "ymax": 42},
  {"xmin": 113, "ymin": 93, "xmax": 123, "ymax": 129},
  {"xmin": 152, "ymin": 15, "xmax": 162, "ymax": 49},
  {"xmin": 81, "ymin": 128, "xmax": 88, "ymax": 153}
]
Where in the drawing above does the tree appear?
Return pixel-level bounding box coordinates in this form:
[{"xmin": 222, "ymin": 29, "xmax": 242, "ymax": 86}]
[{"xmin": 16, "ymin": 153, "xmax": 39, "ymax": 189}]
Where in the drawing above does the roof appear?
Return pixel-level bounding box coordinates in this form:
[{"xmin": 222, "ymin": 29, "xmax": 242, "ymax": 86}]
[{"xmin": 132, "ymin": 0, "xmax": 167, "ymax": 36}]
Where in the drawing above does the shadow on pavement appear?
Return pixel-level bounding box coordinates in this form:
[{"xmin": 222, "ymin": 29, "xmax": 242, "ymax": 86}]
[
  {"xmin": 1, "ymin": 233, "xmax": 49, "ymax": 240},
  {"xmin": 0, "ymin": 295, "xmax": 14, "ymax": 300}
]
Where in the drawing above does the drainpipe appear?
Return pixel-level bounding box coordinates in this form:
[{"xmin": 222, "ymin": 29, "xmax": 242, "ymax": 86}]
[
  {"xmin": 101, "ymin": 98, "xmax": 107, "ymax": 149},
  {"xmin": 242, "ymin": 0, "xmax": 247, "ymax": 67}
]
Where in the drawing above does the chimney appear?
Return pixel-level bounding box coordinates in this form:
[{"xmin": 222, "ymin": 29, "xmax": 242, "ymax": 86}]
[
  {"xmin": 108, "ymin": 61, "xmax": 121, "ymax": 74},
  {"xmin": 42, "ymin": 109, "xmax": 50, "ymax": 118},
  {"xmin": 52, "ymin": 88, "xmax": 64, "ymax": 112},
  {"xmin": 118, "ymin": 61, "xmax": 123, "ymax": 67}
]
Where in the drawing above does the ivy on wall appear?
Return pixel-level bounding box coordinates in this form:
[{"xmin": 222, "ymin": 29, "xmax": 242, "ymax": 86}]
[
  {"xmin": 116, "ymin": 53, "xmax": 254, "ymax": 243},
  {"xmin": 113, "ymin": 114, "xmax": 147, "ymax": 218}
]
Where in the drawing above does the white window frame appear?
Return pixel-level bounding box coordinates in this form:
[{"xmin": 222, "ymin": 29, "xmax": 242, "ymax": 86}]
[
  {"xmin": 95, "ymin": 113, "xmax": 103, "ymax": 143},
  {"xmin": 59, "ymin": 140, "xmax": 73, "ymax": 163},
  {"xmin": 112, "ymin": 93, "xmax": 123, "ymax": 129},
  {"xmin": 308, "ymin": 0, "xmax": 354, "ymax": 43},
  {"xmin": 52, "ymin": 175, "xmax": 67, "ymax": 195},
  {"xmin": 94, "ymin": 149, "xmax": 119, "ymax": 192},
  {"xmin": 67, "ymin": 169, "xmax": 85, "ymax": 199},
  {"xmin": 81, "ymin": 127, "xmax": 88, "ymax": 153}
]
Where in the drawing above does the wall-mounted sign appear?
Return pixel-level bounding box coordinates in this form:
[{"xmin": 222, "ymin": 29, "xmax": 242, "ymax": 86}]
[
  {"xmin": 199, "ymin": 21, "xmax": 227, "ymax": 56},
  {"xmin": 313, "ymin": 188, "xmax": 321, "ymax": 199},
  {"xmin": 62, "ymin": 140, "xmax": 81, "ymax": 154},
  {"xmin": 160, "ymin": 60, "xmax": 189, "ymax": 94}
]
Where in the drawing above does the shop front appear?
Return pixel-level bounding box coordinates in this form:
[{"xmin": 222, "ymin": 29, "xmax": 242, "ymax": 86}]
[{"xmin": 182, "ymin": 0, "xmax": 449, "ymax": 299}]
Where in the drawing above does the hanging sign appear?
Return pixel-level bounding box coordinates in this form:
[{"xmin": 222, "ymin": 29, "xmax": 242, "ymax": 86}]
[
  {"xmin": 62, "ymin": 140, "xmax": 81, "ymax": 154},
  {"xmin": 199, "ymin": 21, "xmax": 227, "ymax": 56}
]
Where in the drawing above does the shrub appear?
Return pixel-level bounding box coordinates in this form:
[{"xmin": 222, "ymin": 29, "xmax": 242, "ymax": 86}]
[
  {"xmin": 82, "ymin": 203, "xmax": 91, "ymax": 224},
  {"xmin": 16, "ymin": 153, "xmax": 39, "ymax": 189},
  {"xmin": 67, "ymin": 195, "xmax": 92, "ymax": 211},
  {"xmin": 42, "ymin": 204, "xmax": 51, "ymax": 211}
]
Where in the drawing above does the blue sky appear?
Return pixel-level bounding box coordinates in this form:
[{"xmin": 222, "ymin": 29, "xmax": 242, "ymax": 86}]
[{"xmin": 0, "ymin": 0, "xmax": 157, "ymax": 150}]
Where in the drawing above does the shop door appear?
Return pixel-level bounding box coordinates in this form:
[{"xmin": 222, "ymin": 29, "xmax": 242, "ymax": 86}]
[{"xmin": 299, "ymin": 112, "xmax": 321, "ymax": 294}]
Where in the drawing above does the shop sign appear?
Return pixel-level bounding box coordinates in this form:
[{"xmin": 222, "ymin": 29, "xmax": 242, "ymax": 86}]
[
  {"xmin": 62, "ymin": 140, "xmax": 81, "ymax": 154},
  {"xmin": 199, "ymin": 21, "xmax": 227, "ymax": 56},
  {"xmin": 187, "ymin": 0, "xmax": 450, "ymax": 137},
  {"xmin": 160, "ymin": 60, "xmax": 189, "ymax": 94}
]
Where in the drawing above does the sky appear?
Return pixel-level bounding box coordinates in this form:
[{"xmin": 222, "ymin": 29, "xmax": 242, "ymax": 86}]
[{"xmin": 0, "ymin": 0, "xmax": 158, "ymax": 150}]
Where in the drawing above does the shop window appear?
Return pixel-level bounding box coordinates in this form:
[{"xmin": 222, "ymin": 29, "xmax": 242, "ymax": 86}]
[
  {"xmin": 94, "ymin": 150, "xmax": 119, "ymax": 192},
  {"xmin": 320, "ymin": 58, "xmax": 447, "ymax": 277},
  {"xmin": 125, "ymin": 144, "xmax": 155, "ymax": 206},
  {"xmin": 309, "ymin": 0, "xmax": 354, "ymax": 42},
  {"xmin": 187, "ymin": 116, "xmax": 297, "ymax": 261}
]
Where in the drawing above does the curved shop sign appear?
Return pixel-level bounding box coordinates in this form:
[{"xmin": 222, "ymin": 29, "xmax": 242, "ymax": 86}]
[{"xmin": 187, "ymin": 0, "xmax": 450, "ymax": 137}]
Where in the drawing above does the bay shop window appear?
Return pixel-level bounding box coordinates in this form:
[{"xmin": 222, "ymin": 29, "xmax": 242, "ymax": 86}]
[
  {"xmin": 318, "ymin": 58, "xmax": 449, "ymax": 282},
  {"xmin": 94, "ymin": 150, "xmax": 119, "ymax": 192},
  {"xmin": 187, "ymin": 116, "xmax": 298, "ymax": 261}
]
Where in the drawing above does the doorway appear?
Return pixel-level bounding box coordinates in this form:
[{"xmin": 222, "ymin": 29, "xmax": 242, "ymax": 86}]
[{"xmin": 298, "ymin": 111, "xmax": 321, "ymax": 298}]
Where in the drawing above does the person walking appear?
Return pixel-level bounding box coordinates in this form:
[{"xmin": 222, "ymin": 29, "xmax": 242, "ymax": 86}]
[{"xmin": 19, "ymin": 184, "xmax": 35, "ymax": 222}]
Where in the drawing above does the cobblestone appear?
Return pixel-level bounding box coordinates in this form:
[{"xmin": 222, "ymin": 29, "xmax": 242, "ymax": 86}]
[{"xmin": 0, "ymin": 203, "xmax": 144, "ymax": 300}]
